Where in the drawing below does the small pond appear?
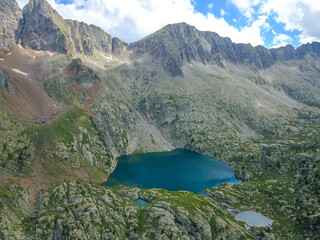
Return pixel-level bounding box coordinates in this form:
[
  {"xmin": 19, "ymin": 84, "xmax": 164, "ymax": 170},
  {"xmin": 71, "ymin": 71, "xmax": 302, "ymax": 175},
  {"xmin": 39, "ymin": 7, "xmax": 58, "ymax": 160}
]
[
  {"xmin": 134, "ymin": 199, "xmax": 149, "ymax": 208},
  {"xmin": 234, "ymin": 211, "xmax": 273, "ymax": 227},
  {"xmin": 105, "ymin": 149, "xmax": 240, "ymax": 194}
]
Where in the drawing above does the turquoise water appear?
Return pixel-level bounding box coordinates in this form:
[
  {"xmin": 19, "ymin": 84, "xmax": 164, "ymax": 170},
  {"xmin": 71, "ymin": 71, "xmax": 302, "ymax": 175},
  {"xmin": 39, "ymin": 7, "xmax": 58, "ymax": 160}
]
[
  {"xmin": 105, "ymin": 149, "xmax": 240, "ymax": 194},
  {"xmin": 134, "ymin": 199, "xmax": 149, "ymax": 208}
]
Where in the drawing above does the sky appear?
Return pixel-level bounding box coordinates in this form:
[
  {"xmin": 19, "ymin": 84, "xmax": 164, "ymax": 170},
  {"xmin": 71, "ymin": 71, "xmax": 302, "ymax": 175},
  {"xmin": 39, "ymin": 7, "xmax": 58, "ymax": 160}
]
[{"xmin": 16, "ymin": 0, "xmax": 320, "ymax": 48}]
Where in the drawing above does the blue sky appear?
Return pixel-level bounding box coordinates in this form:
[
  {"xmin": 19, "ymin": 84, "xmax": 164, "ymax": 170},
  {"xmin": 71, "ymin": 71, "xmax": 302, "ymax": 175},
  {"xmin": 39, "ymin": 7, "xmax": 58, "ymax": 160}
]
[
  {"xmin": 17, "ymin": 0, "xmax": 320, "ymax": 48},
  {"xmin": 192, "ymin": 0, "xmax": 303, "ymax": 48}
]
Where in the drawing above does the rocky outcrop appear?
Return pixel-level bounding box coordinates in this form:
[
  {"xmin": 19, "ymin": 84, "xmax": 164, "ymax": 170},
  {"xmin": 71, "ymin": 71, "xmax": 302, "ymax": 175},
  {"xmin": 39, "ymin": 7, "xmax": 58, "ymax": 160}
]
[
  {"xmin": 0, "ymin": 204, "xmax": 27, "ymax": 239},
  {"xmin": 0, "ymin": 111, "xmax": 33, "ymax": 175},
  {"xmin": 0, "ymin": 69, "xmax": 14, "ymax": 92},
  {"xmin": 66, "ymin": 58, "xmax": 100, "ymax": 85},
  {"xmin": 14, "ymin": 181, "xmax": 252, "ymax": 239},
  {"xmin": 0, "ymin": 0, "xmax": 22, "ymax": 52},
  {"xmin": 92, "ymin": 89, "xmax": 137, "ymax": 155},
  {"xmin": 130, "ymin": 22, "xmax": 320, "ymax": 76}
]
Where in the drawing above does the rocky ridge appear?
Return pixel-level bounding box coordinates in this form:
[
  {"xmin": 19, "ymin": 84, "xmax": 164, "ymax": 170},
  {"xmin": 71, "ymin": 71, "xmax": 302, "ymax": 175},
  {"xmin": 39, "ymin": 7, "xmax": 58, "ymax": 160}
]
[
  {"xmin": 130, "ymin": 23, "xmax": 320, "ymax": 76},
  {"xmin": 0, "ymin": 0, "xmax": 22, "ymax": 53}
]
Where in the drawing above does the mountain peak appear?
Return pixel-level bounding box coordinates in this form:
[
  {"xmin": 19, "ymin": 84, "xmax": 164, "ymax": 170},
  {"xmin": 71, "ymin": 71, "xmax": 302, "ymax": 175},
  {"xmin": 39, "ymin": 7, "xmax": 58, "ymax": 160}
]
[
  {"xmin": 27, "ymin": 0, "xmax": 50, "ymax": 6},
  {"xmin": 16, "ymin": 0, "xmax": 126, "ymax": 56},
  {"xmin": 23, "ymin": 0, "xmax": 56, "ymax": 16},
  {"xmin": 161, "ymin": 22, "xmax": 195, "ymax": 30},
  {"xmin": 129, "ymin": 22, "xmax": 227, "ymax": 76},
  {"xmin": 16, "ymin": 0, "xmax": 71, "ymax": 53}
]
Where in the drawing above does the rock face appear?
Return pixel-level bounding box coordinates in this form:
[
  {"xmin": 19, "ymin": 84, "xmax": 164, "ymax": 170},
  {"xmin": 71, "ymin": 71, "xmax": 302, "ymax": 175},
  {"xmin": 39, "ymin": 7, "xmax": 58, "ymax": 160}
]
[
  {"xmin": 0, "ymin": 69, "xmax": 14, "ymax": 92},
  {"xmin": 0, "ymin": 0, "xmax": 22, "ymax": 52},
  {"xmin": 16, "ymin": 0, "xmax": 127, "ymax": 56},
  {"xmin": 65, "ymin": 19, "xmax": 113, "ymax": 56},
  {"xmin": 130, "ymin": 22, "xmax": 320, "ymax": 76},
  {"xmin": 112, "ymin": 37, "xmax": 128, "ymax": 55},
  {"xmin": 16, "ymin": 0, "xmax": 72, "ymax": 53}
]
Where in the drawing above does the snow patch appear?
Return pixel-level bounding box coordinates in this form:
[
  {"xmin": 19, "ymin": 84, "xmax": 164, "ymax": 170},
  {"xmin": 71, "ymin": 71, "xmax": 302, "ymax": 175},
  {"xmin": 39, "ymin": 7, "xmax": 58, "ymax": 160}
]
[
  {"xmin": 0, "ymin": 58, "xmax": 3, "ymax": 61},
  {"xmin": 12, "ymin": 69, "xmax": 29, "ymax": 76},
  {"xmin": 7, "ymin": 53, "xmax": 11, "ymax": 56},
  {"xmin": 100, "ymin": 54, "xmax": 113, "ymax": 61},
  {"xmin": 34, "ymin": 50, "xmax": 57, "ymax": 57},
  {"xmin": 47, "ymin": 51, "xmax": 57, "ymax": 57}
]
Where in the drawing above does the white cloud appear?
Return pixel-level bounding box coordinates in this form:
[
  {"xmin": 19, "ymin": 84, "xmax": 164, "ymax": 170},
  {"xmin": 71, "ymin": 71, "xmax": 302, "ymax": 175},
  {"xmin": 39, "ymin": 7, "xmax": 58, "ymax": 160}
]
[
  {"xmin": 263, "ymin": 22, "xmax": 270, "ymax": 31},
  {"xmin": 229, "ymin": 0, "xmax": 262, "ymax": 11},
  {"xmin": 230, "ymin": 0, "xmax": 320, "ymax": 45},
  {"xmin": 17, "ymin": 0, "xmax": 265, "ymax": 46},
  {"xmin": 207, "ymin": 3, "xmax": 214, "ymax": 10},
  {"xmin": 229, "ymin": 0, "xmax": 262, "ymax": 20},
  {"xmin": 260, "ymin": 0, "xmax": 320, "ymax": 44},
  {"xmin": 272, "ymin": 33, "xmax": 292, "ymax": 48},
  {"xmin": 220, "ymin": 9, "xmax": 226, "ymax": 16}
]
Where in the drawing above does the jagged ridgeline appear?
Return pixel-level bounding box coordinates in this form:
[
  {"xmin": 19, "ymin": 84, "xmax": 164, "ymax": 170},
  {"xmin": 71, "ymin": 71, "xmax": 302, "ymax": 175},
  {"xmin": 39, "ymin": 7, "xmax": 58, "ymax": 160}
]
[
  {"xmin": 15, "ymin": 0, "xmax": 127, "ymax": 56},
  {"xmin": 129, "ymin": 22, "xmax": 320, "ymax": 76},
  {"xmin": 0, "ymin": 0, "xmax": 320, "ymax": 239}
]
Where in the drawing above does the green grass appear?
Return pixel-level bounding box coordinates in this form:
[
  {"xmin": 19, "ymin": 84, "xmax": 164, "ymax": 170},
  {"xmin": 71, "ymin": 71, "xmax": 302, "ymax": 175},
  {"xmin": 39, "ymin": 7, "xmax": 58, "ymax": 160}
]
[{"xmin": 28, "ymin": 106, "xmax": 83, "ymax": 151}]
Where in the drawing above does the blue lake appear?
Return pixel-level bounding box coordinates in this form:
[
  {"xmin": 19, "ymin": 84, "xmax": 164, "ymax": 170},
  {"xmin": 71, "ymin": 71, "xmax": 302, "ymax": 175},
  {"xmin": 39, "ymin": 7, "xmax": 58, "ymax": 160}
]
[{"xmin": 105, "ymin": 149, "xmax": 240, "ymax": 194}]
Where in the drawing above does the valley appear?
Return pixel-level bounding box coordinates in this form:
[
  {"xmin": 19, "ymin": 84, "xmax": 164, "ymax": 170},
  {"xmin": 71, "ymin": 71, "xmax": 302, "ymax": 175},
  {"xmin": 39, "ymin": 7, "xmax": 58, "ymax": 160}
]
[{"xmin": 0, "ymin": 0, "xmax": 320, "ymax": 239}]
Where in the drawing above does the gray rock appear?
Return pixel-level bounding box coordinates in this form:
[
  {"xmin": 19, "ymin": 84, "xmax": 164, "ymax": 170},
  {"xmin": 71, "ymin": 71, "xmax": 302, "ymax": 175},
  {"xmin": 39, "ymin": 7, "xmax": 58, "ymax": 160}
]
[
  {"xmin": 0, "ymin": 0, "xmax": 22, "ymax": 52},
  {"xmin": 17, "ymin": 0, "xmax": 72, "ymax": 53},
  {"xmin": 0, "ymin": 69, "xmax": 14, "ymax": 92}
]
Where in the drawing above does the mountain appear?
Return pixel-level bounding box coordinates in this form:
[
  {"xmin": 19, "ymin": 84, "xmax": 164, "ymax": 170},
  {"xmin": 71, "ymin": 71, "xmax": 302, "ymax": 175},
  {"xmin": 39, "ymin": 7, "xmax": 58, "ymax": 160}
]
[
  {"xmin": 130, "ymin": 22, "xmax": 320, "ymax": 76},
  {"xmin": 16, "ymin": 0, "xmax": 127, "ymax": 56},
  {"xmin": 0, "ymin": 0, "xmax": 320, "ymax": 239}
]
